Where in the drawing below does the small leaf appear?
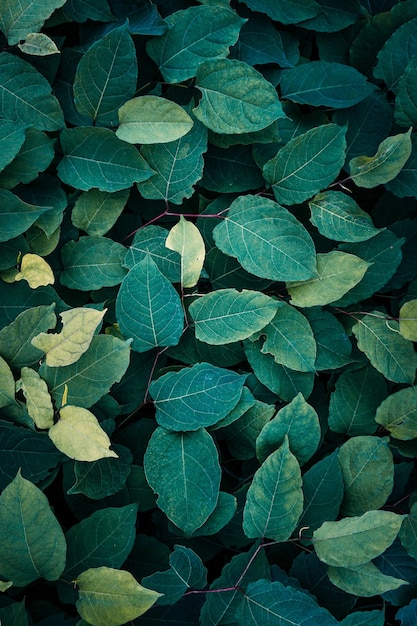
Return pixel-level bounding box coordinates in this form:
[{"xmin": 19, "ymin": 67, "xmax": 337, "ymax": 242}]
[
  {"xmin": 18, "ymin": 32, "xmax": 61, "ymax": 56},
  {"xmin": 68, "ymin": 444, "xmax": 132, "ymax": 500},
  {"xmin": 399, "ymin": 299, "xmax": 417, "ymax": 341},
  {"xmin": 165, "ymin": 216, "xmax": 205, "ymax": 288},
  {"xmin": 14, "ymin": 253, "xmax": 54, "ymax": 289},
  {"xmin": 19, "ymin": 367, "xmax": 54, "ymax": 429},
  {"xmin": 328, "ymin": 562, "xmax": 407, "ymax": 597},
  {"xmin": 375, "ymin": 387, "xmax": 417, "ymax": 440},
  {"xmin": 49, "ymin": 405, "xmax": 118, "ymax": 462},
  {"xmin": 76, "ymin": 567, "xmax": 162, "ymax": 626}
]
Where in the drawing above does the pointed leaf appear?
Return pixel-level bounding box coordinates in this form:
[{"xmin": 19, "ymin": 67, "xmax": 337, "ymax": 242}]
[
  {"xmin": 374, "ymin": 18, "xmax": 417, "ymax": 90},
  {"xmin": 191, "ymin": 491, "xmax": 237, "ymax": 536},
  {"xmin": 399, "ymin": 299, "xmax": 417, "ymax": 341},
  {"xmin": 68, "ymin": 444, "xmax": 132, "ymax": 500},
  {"xmin": 165, "ymin": 216, "xmax": 205, "ymax": 288},
  {"xmin": 0, "ymin": 129, "xmax": 55, "ymax": 189},
  {"xmin": 222, "ymin": 397, "xmax": 275, "ymax": 460},
  {"xmin": 0, "ymin": 189, "xmax": 54, "ymax": 242},
  {"xmin": 19, "ymin": 367, "xmax": 54, "ymax": 429},
  {"xmin": 71, "ymin": 189, "xmax": 129, "ymax": 237},
  {"xmin": 328, "ymin": 562, "xmax": 407, "ymax": 597},
  {"xmin": 385, "ymin": 132, "xmax": 417, "ymax": 198},
  {"xmin": 14, "ymin": 253, "xmax": 54, "ymax": 289},
  {"xmin": 0, "ymin": 120, "xmax": 27, "ymax": 172},
  {"xmin": 0, "ymin": 0, "xmax": 66, "ymax": 45},
  {"xmin": 395, "ymin": 56, "xmax": 417, "ymax": 128},
  {"xmin": 375, "ymin": 387, "xmax": 417, "ymax": 440},
  {"xmin": 304, "ymin": 307, "xmax": 352, "ymax": 371},
  {"xmin": 18, "ymin": 32, "xmax": 60, "ymax": 56},
  {"xmin": 124, "ymin": 225, "xmax": 181, "ymax": 281}
]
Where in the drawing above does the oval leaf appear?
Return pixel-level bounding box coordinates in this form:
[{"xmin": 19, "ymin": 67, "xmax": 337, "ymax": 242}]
[
  {"xmin": 375, "ymin": 387, "xmax": 417, "ymax": 440},
  {"xmin": 165, "ymin": 216, "xmax": 205, "ymax": 288},
  {"xmin": 18, "ymin": 32, "xmax": 61, "ymax": 56},
  {"xmin": 399, "ymin": 299, "xmax": 417, "ymax": 341},
  {"xmin": 327, "ymin": 562, "xmax": 408, "ymax": 597},
  {"xmin": 19, "ymin": 367, "xmax": 54, "ymax": 429}
]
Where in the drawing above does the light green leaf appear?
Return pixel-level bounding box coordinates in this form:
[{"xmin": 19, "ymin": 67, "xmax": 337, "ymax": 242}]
[
  {"xmin": 146, "ymin": 4, "xmax": 245, "ymax": 83},
  {"xmin": 313, "ymin": 510, "xmax": 405, "ymax": 568},
  {"xmin": 395, "ymin": 56, "xmax": 417, "ymax": 128},
  {"xmin": 32, "ymin": 307, "xmax": 106, "ymax": 367},
  {"xmin": 0, "ymin": 0, "xmax": 66, "ymax": 45},
  {"xmin": 165, "ymin": 216, "xmax": 205, "ymax": 288},
  {"xmin": 213, "ymin": 195, "xmax": 317, "ymax": 281},
  {"xmin": 0, "ymin": 128, "xmax": 55, "ymax": 189},
  {"xmin": 263, "ymin": 124, "xmax": 347, "ymax": 205},
  {"xmin": 18, "ymin": 367, "xmax": 54, "ymax": 429},
  {"xmin": 309, "ymin": 191, "xmax": 381, "ymax": 242},
  {"xmin": 117, "ymin": 96, "xmax": 193, "ymax": 144},
  {"xmin": 15, "ymin": 253, "xmax": 54, "ymax": 289},
  {"xmin": 115, "ymin": 253, "xmax": 184, "ymax": 353},
  {"xmin": 353, "ymin": 313, "xmax": 417, "ymax": 384},
  {"xmin": 304, "ymin": 308, "xmax": 352, "ymax": 371},
  {"xmin": 144, "ymin": 427, "xmax": 221, "ymax": 535},
  {"xmin": 149, "ymin": 362, "xmax": 245, "ymax": 431},
  {"xmin": 76, "ymin": 567, "xmax": 161, "ymax": 626},
  {"xmin": 0, "ymin": 52, "xmax": 64, "ymax": 130},
  {"xmin": 71, "ymin": 189, "xmax": 129, "ymax": 237},
  {"xmin": 0, "ymin": 304, "xmax": 56, "ymax": 368},
  {"xmin": 0, "ymin": 189, "xmax": 54, "ymax": 242},
  {"xmin": 0, "ymin": 471, "xmax": 66, "ymax": 586},
  {"xmin": 74, "ymin": 21, "xmax": 137, "ymax": 127},
  {"xmin": 243, "ymin": 436, "xmax": 303, "ymax": 541},
  {"xmin": 124, "ymin": 225, "xmax": 181, "ymax": 281},
  {"xmin": 350, "ymin": 129, "xmax": 412, "ymax": 188},
  {"xmin": 18, "ymin": 32, "xmax": 61, "ymax": 56},
  {"xmin": 399, "ymin": 299, "xmax": 417, "ymax": 341},
  {"xmin": 327, "ymin": 562, "xmax": 407, "ymax": 597},
  {"xmin": 0, "ymin": 356, "xmax": 15, "ymax": 408},
  {"xmin": 375, "ymin": 387, "xmax": 417, "ymax": 440},
  {"xmin": 58, "ymin": 127, "xmax": 154, "ymax": 192},
  {"xmin": 193, "ymin": 58, "xmax": 285, "ymax": 134},
  {"xmin": 287, "ymin": 251, "xmax": 371, "ymax": 307},
  {"xmin": 189, "ymin": 289, "xmax": 280, "ymax": 345},
  {"xmin": 0, "ymin": 120, "xmax": 27, "ymax": 173},
  {"xmin": 49, "ymin": 405, "xmax": 118, "ymax": 462},
  {"xmin": 236, "ymin": 0, "xmax": 321, "ymax": 25},
  {"xmin": 338, "ymin": 436, "xmax": 394, "ymax": 517}
]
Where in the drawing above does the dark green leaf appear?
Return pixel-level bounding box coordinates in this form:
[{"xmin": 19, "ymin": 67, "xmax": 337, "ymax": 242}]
[
  {"xmin": 374, "ymin": 18, "xmax": 417, "ymax": 90},
  {"xmin": 124, "ymin": 225, "xmax": 181, "ymax": 281},
  {"xmin": 233, "ymin": 13, "xmax": 299, "ymax": 67},
  {"xmin": 395, "ymin": 56, "xmax": 417, "ymax": 128},
  {"xmin": 0, "ymin": 120, "xmax": 27, "ymax": 173},
  {"xmin": 0, "ymin": 189, "xmax": 55, "ymax": 242},
  {"xmin": 304, "ymin": 308, "xmax": 352, "ymax": 370},
  {"xmin": 71, "ymin": 189, "xmax": 129, "ymax": 236},
  {"xmin": 68, "ymin": 444, "xmax": 133, "ymax": 499},
  {"xmin": 0, "ymin": 0, "xmax": 66, "ymax": 45},
  {"xmin": 0, "ymin": 128, "xmax": 55, "ymax": 189},
  {"xmin": 220, "ymin": 397, "xmax": 275, "ymax": 460},
  {"xmin": 201, "ymin": 144, "xmax": 264, "ymax": 193},
  {"xmin": 299, "ymin": 452, "xmax": 344, "ymax": 532},
  {"xmin": 375, "ymin": 387, "xmax": 417, "ymax": 440},
  {"xmin": 386, "ymin": 133, "xmax": 417, "ymax": 198},
  {"xmin": 236, "ymin": 0, "xmax": 321, "ymax": 25}
]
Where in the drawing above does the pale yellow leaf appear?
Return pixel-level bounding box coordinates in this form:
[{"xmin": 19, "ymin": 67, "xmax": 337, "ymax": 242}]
[
  {"xmin": 18, "ymin": 367, "xmax": 54, "ymax": 429},
  {"xmin": 165, "ymin": 216, "xmax": 205, "ymax": 288},
  {"xmin": 15, "ymin": 253, "xmax": 54, "ymax": 288},
  {"xmin": 18, "ymin": 33, "xmax": 61, "ymax": 56},
  {"xmin": 399, "ymin": 299, "xmax": 417, "ymax": 341}
]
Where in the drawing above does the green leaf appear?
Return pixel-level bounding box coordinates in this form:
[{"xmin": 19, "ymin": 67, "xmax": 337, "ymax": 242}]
[
  {"xmin": 144, "ymin": 427, "xmax": 221, "ymax": 535},
  {"xmin": 263, "ymin": 124, "xmax": 347, "ymax": 206},
  {"xmin": 124, "ymin": 225, "xmax": 181, "ymax": 282},
  {"xmin": 374, "ymin": 18, "xmax": 417, "ymax": 90},
  {"xmin": 399, "ymin": 299, "xmax": 417, "ymax": 341},
  {"xmin": 352, "ymin": 313, "xmax": 417, "ymax": 384},
  {"xmin": 0, "ymin": 120, "xmax": 27, "ymax": 173},
  {"xmin": 0, "ymin": 52, "xmax": 64, "ymax": 130},
  {"xmin": 191, "ymin": 491, "xmax": 237, "ymax": 536},
  {"xmin": 327, "ymin": 562, "xmax": 407, "ymax": 597},
  {"xmin": 288, "ymin": 251, "xmax": 371, "ymax": 307},
  {"xmin": 76, "ymin": 567, "xmax": 161, "ymax": 626},
  {"xmin": 63, "ymin": 0, "xmax": 114, "ymax": 22},
  {"xmin": 243, "ymin": 436, "xmax": 303, "ymax": 540},
  {"xmin": 213, "ymin": 195, "xmax": 317, "ymax": 281},
  {"xmin": 236, "ymin": 0, "xmax": 321, "ymax": 25},
  {"xmin": 309, "ymin": 191, "xmax": 381, "ymax": 243},
  {"xmin": 0, "ymin": 355, "xmax": 15, "ymax": 408},
  {"xmin": 375, "ymin": 387, "xmax": 417, "ymax": 440},
  {"xmin": 71, "ymin": 189, "xmax": 129, "ymax": 237},
  {"xmin": 0, "ymin": 189, "xmax": 55, "ymax": 242},
  {"xmin": 165, "ymin": 216, "xmax": 205, "ymax": 288},
  {"xmin": 201, "ymin": 143, "xmax": 265, "ymax": 193},
  {"xmin": 313, "ymin": 510, "xmax": 405, "ymax": 568},
  {"xmin": 0, "ymin": 0, "xmax": 66, "ymax": 45},
  {"xmin": 14, "ymin": 253, "xmax": 54, "ymax": 289},
  {"xmin": 340, "ymin": 609, "xmax": 385, "ymax": 626},
  {"xmin": 221, "ymin": 397, "xmax": 275, "ymax": 460},
  {"xmin": 0, "ymin": 471, "xmax": 66, "ymax": 586},
  {"xmin": 18, "ymin": 32, "xmax": 61, "ymax": 56},
  {"xmin": 189, "ymin": 289, "xmax": 280, "ymax": 345},
  {"xmin": 297, "ymin": 0, "xmax": 362, "ymax": 32},
  {"xmin": 193, "ymin": 58, "xmax": 285, "ymax": 134},
  {"xmin": 280, "ymin": 61, "xmax": 375, "ymax": 108},
  {"xmin": 18, "ymin": 367, "xmax": 54, "ymax": 429},
  {"xmin": 233, "ymin": 13, "xmax": 299, "ymax": 67},
  {"xmin": 146, "ymin": 5, "xmax": 245, "ymax": 83},
  {"xmin": 74, "ymin": 21, "xmax": 137, "ymax": 127},
  {"xmin": 149, "ymin": 362, "xmax": 245, "ymax": 431},
  {"xmin": 68, "ymin": 444, "xmax": 132, "ymax": 499},
  {"xmin": 349, "ymin": 129, "xmax": 412, "ymax": 188},
  {"xmin": 399, "ymin": 502, "xmax": 417, "ymax": 561},
  {"xmin": 58, "ymin": 127, "xmax": 154, "ymax": 192},
  {"xmin": 338, "ymin": 436, "xmax": 394, "ymax": 517},
  {"xmin": 304, "ymin": 308, "xmax": 352, "ymax": 370},
  {"xmin": 116, "ymin": 253, "xmax": 183, "ymax": 353},
  {"xmin": 385, "ymin": 132, "xmax": 417, "ymax": 198},
  {"xmin": 395, "ymin": 56, "xmax": 417, "ymax": 128}
]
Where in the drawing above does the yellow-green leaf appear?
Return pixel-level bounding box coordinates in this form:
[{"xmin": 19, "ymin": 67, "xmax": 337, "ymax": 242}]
[
  {"xmin": 18, "ymin": 33, "xmax": 60, "ymax": 56},
  {"xmin": 15, "ymin": 253, "xmax": 54, "ymax": 288},
  {"xmin": 165, "ymin": 216, "xmax": 205, "ymax": 288},
  {"xmin": 399, "ymin": 299, "xmax": 417, "ymax": 341},
  {"xmin": 18, "ymin": 367, "xmax": 54, "ymax": 429}
]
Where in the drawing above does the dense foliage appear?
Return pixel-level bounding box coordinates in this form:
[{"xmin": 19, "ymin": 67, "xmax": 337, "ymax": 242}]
[{"xmin": 0, "ymin": 0, "xmax": 417, "ymax": 624}]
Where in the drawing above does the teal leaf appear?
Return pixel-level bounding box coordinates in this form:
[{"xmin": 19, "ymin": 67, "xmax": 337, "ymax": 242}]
[
  {"xmin": 193, "ymin": 58, "xmax": 285, "ymax": 134},
  {"xmin": 0, "ymin": 189, "xmax": 55, "ymax": 242},
  {"xmin": 213, "ymin": 195, "xmax": 317, "ymax": 281},
  {"xmin": 297, "ymin": 0, "xmax": 362, "ymax": 33},
  {"xmin": 243, "ymin": 436, "xmax": 303, "ymax": 541},
  {"xmin": 124, "ymin": 225, "xmax": 181, "ymax": 281},
  {"xmin": 375, "ymin": 387, "xmax": 417, "ymax": 440},
  {"xmin": 0, "ymin": 120, "xmax": 27, "ymax": 173},
  {"xmin": 167, "ymin": 325, "xmax": 245, "ymax": 370},
  {"xmin": 0, "ymin": 356, "xmax": 15, "ymax": 408},
  {"xmin": 233, "ymin": 13, "xmax": 299, "ymax": 67},
  {"xmin": 303, "ymin": 308, "xmax": 352, "ymax": 371},
  {"xmin": 340, "ymin": 609, "xmax": 385, "ymax": 626},
  {"xmin": 205, "ymin": 246, "xmax": 272, "ymax": 292},
  {"xmin": 0, "ymin": 128, "xmax": 56, "ymax": 189},
  {"xmin": 189, "ymin": 289, "xmax": 280, "ymax": 345},
  {"xmin": 144, "ymin": 427, "xmax": 221, "ymax": 535},
  {"xmin": 374, "ymin": 18, "xmax": 417, "ymax": 90},
  {"xmin": 200, "ymin": 144, "xmax": 265, "ymax": 193},
  {"xmin": 146, "ymin": 5, "xmax": 245, "ymax": 83},
  {"xmin": 236, "ymin": 0, "xmax": 321, "ymax": 25},
  {"xmin": 395, "ymin": 56, "xmax": 417, "ymax": 128},
  {"xmin": 0, "ymin": 0, "xmax": 66, "ymax": 45},
  {"xmin": 0, "ymin": 471, "xmax": 66, "ymax": 586},
  {"xmin": 0, "ymin": 304, "xmax": 56, "ymax": 368},
  {"xmin": 263, "ymin": 124, "xmax": 347, "ymax": 205},
  {"xmin": 116, "ymin": 253, "xmax": 184, "ymax": 353},
  {"xmin": 63, "ymin": 0, "xmax": 114, "ymax": 22},
  {"xmin": 71, "ymin": 189, "xmax": 129, "ymax": 237},
  {"xmin": 221, "ymin": 397, "xmax": 275, "ymax": 460},
  {"xmin": 328, "ymin": 562, "xmax": 408, "ymax": 597},
  {"xmin": 191, "ymin": 491, "xmax": 237, "ymax": 536},
  {"xmin": 149, "ymin": 362, "xmax": 245, "ymax": 431},
  {"xmin": 399, "ymin": 502, "xmax": 417, "ymax": 562},
  {"xmin": 58, "ymin": 127, "xmax": 154, "ymax": 192},
  {"xmin": 385, "ymin": 133, "xmax": 417, "ymax": 198},
  {"xmin": 74, "ymin": 20, "xmax": 137, "ymax": 127},
  {"xmin": 68, "ymin": 444, "xmax": 132, "ymax": 498}
]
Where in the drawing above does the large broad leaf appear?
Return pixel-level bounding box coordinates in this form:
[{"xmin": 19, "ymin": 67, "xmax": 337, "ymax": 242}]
[
  {"xmin": 234, "ymin": 13, "xmax": 299, "ymax": 67},
  {"xmin": 0, "ymin": 471, "xmax": 66, "ymax": 586},
  {"xmin": 165, "ymin": 216, "xmax": 205, "ymax": 288},
  {"xmin": 0, "ymin": 189, "xmax": 55, "ymax": 242},
  {"xmin": 399, "ymin": 502, "xmax": 417, "ymax": 562},
  {"xmin": 115, "ymin": 253, "xmax": 184, "ymax": 353},
  {"xmin": 0, "ymin": 120, "xmax": 27, "ymax": 173},
  {"xmin": 74, "ymin": 20, "xmax": 137, "ymax": 127},
  {"xmin": 236, "ymin": 0, "xmax": 321, "ymax": 25},
  {"xmin": 213, "ymin": 195, "xmax": 317, "ymax": 281},
  {"xmin": 375, "ymin": 387, "xmax": 417, "ymax": 440},
  {"xmin": 193, "ymin": 58, "xmax": 285, "ymax": 134},
  {"xmin": 395, "ymin": 56, "xmax": 417, "ymax": 128},
  {"xmin": 0, "ymin": 128, "xmax": 55, "ymax": 189},
  {"xmin": 374, "ymin": 18, "xmax": 417, "ymax": 90},
  {"xmin": 147, "ymin": 5, "xmax": 245, "ymax": 83},
  {"xmin": 297, "ymin": 0, "xmax": 362, "ymax": 33},
  {"xmin": 263, "ymin": 124, "xmax": 347, "ymax": 206},
  {"xmin": 71, "ymin": 189, "xmax": 129, "ymax": 237},
  {"xmin": 328, "ymin": 562, "xmax": 408, "ymax": 597},
  {"xmin": 0, "ymin": 0, "xmax": 66, "ymax": 44},
  {"xmin": 0, "ymin": 53, "xmax": 64, "ymax": 131},
  {"xmin": 149, "ymin": 362, "xmax": 245, "ymax": 431},
  {"xmin": 189, "ymin": 289, "xmax": 280, "ymax": 345},
  {"xmin": 57, "ymin": 127, "xmax": 154, "ymax": 192},
  {"xmin": 243, "ymin": 436, "xmax": 303, "ymax": 541},
  {"xmin": 124, "ymin": 225, "xmax": 181, "ymax": 281},
  {"xmin": 144, "ymin": 427, "xmax": 221, "ymax": 535}
]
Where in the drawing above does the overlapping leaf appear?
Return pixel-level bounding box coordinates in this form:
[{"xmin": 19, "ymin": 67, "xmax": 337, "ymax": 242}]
[{"xmin": 0, "ymin": 0, "xmax": 67, "ymax": 45}]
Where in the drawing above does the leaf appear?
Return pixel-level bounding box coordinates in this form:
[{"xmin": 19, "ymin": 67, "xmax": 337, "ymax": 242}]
[
  {"xmin": 0, "ymin": 52, "xmax": 64, "ymax": 130},
  {"xmin": 18, "ymin": 32, "xmax": 61, "ymax": 56},
  {"xmin": 385, "ymin": 132, "xmax": 417, "ymax": 198},
  {"xmin": 76, "ymin": 567, "xmax": 162, "ymax": 626},
  {"xmin": 0, "ymin": 471, "xmax": 66, "ymax": 586},
  {"xmin": 57, "ymin": 127, "xmax": 154, "ymax": 192},
  {"xmin": 74, "ymin": 21, "xmax": 137, "ymax": 127},
  {"xmin": 191, "ymin": 491, "xmax": 237, "ymax": 536},
  {"xmin": 189, "ymin": 289, "xmax": 280, "ymax": 345},
  {"xmin": 49, "ymin": 405, "xmax": 118, "ymax": 462},
  {"xmin": 0, "ymin": 0, "xmax": 66, "ymax": 45},
  {"xmin": 328, "ymin": 562, "xmax": 408, "ymax": 597},
  {"xmin": 374, "ymin": 18, "xmax": 417, "ymax": 90},
  {"xmin": 303, "ymin": 308, "xmax": 352, "ymax": 371},
  {"xmin": 263, "ymin": 124, "xmax": 347, "ymax": 206},
  {"xmin": 340, "ymin": 610, "xmax": 385, "ymax": 626},
  {"xmin": 124, "ymin": 225, "xmax": 181, "ymax": 281},
  {"xmin": 18, "ymin": 367, "xmax": 54, "ymax": 429},
  {"xmin": 221, "ymin": 397, "xmax": 275, "ymax": 460},
  {"xmin": 71, "ymin": 189, "xmax": 129, "ymax": 237},
  {"xmin": 280, "ymin": 61, "xmax": 375, "ymax": 108},
  {"xmin": 213, "ymin": 195, "xmax": 317, "ymax": 281},
  {"xmin": 236, "ymin": 0, "xmax": 321, "ymax": 25},
  {"xmin": 395, "ymin": 56, "xmax": 417, "ymax": 128},
  {"xmin": 68, "ymin": 444, "xmax": 132, "ymax": 499},
  {"xmin": 243, "ymin": 436, "xmax": 303, "ymax": 541},
  {"xmin": 375, "ymin": 387, "xmax": 417, "ymax": 440},
  {"xmin": 193, "ymin": 58, "xmax": 285, "ymax": 134},
  {"xmin": 352, "ymin": 313, "xmax": 417, "ymax": 384},
  {"xmin": 309, "ymin": 191, "xmax": 381, "ymax": 243},
  {"xmin": 399, "ymin": 299, "xmax": 417, "ymax": 340},
  {"xmin": 0, "ymin": 189, "xmax": 55, "ymax": 242},
  {"xmin": 397, "ymin": 599, "xmax": 417, "ymax": 626},
  {"xmin": 144, "ymin": 427, "xmax": 221, "ymax": 535},
  {"xmin": 14, "ymin": 253, "xmax": 54, "ymax": 289},
  {"xmin": 146, "ymin": 5, "xmax": 245, "ymax": 83},
  {"xmin": 0, "ymin": 120, "xmax": 27, "ymax": 173},
  {"xmin": 116, "ymin": 253, "xmax": 184, "ymax": 353},
  {"xmin": 63, "ymin": 0, "xmax": 114, "ymax": 22},
  {"xmin": 165, "ymin": 216, "xmax": 205, "ymax": 288},
  {"xmin": 0, "ymin": 356, "xmax": 15, "ymax": 408},
  {"xmin": 349, "ymin": 129, "xmax": 412, "ymax": 188},
  {"xmin": 32, "ymin": 307, "xmax": 106, "ymax": 367},
  {"xmin": 201, "ymin": 143, "xmax": 265, "ymax": 193},
  {"xmin": 149, "ymin": 362, "xmax": 245, "ymax": 431},
  {"xmin": 313, "ymin": 510, "xmax": 405, "ymax": 568},
  {"xmin": 117, "ymin": 96, "xmax": 193, "ymax": 144}
]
